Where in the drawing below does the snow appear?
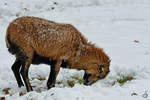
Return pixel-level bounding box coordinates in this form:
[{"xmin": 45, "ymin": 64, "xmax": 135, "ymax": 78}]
[{"xmin": 0, "ymin": 0, "xmax": 150, "ymax": 100}]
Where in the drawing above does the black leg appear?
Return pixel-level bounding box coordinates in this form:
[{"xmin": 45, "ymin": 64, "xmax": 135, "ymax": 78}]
[
  {"xmin": 47, "ymin": 60, "xmax": 57, "ymax": 89},
  {"xmin": 20, "ymin": 60, "xmax": 33, "ymax": 92},
  {"xmin": 11, "ymin": 59, "xmax": 24, "ymax": 87},
  {"xmin": 47, "ymin": 60, "xmax": 61, "ymax": 89}
]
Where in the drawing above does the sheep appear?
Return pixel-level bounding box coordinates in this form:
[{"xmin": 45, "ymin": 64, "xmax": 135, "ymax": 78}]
[{"xmin": 6, "ymin": 16, "xmax": 110, "ymax": 92}]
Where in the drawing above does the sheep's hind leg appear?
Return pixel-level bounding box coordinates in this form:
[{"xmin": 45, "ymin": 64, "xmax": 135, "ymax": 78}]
[
  {"xmin": 11, "ymin": 58, "xmax": 24, "ymax": 87},
  {"xmin": 47, "ymin": 59, "xmax": 62, "ymax": 89}
]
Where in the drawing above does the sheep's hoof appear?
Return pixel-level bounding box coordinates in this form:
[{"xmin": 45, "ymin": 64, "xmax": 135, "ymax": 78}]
[
  {"xmin": 18, "ymin": 83, "xmax": 24, "ymax": 88},
  {"xmin": 47, "ymin": 83, "xmax": 55, "ymax": 89}
]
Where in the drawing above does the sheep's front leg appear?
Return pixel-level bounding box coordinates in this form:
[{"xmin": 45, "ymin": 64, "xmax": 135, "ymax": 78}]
[
  {"xmin": 20, "ymin": 59, "xmax": 33, "ymax": 92},
  {"xmin": 47, "ymin": 59, "xmax": 62, "ymax": 89}
]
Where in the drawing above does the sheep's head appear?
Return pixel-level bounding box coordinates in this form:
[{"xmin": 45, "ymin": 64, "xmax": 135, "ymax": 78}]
[
  {"xmin": 77, "ymin": 44, "xmax": 111, "ymax": 85},
  {"xmin": 83, "ymin": 62, "xmax": 110, "ymax": 85}
]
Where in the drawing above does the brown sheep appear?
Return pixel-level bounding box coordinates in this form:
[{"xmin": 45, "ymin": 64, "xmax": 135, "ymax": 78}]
[{"xmin": 6, "ymin": 16, "xmax": 110, "ymax": 92}]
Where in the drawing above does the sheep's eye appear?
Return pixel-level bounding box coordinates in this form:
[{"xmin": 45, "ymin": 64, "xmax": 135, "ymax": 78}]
[{"xmin": 99, "ymin": 65, "xmax": 104, "ymax": 73}]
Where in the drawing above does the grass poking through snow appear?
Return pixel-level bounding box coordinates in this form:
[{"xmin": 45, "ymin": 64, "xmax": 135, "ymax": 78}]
[
  {"xmin": 71, "ymin": 76, "xmax": 83, "ymax": 85},
  {"xmin": 67, "ymin": 80, "xmax": 75, "ymax": 87},
  {"xmin": 56, "ymin": 76, "xmax": 83, "ymax": 88},
  {"xmin": 111, "ymin": 75, "xmax": 135, "ymax": 86},
  {"xmin": 37, "ymin": 77, "xmax": 46, "ymax": 81}
]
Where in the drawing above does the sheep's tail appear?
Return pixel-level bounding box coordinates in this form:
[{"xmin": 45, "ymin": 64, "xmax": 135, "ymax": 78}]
[{"xmin": 6, "ymin": 34, "xmax": 19, "ymax": 55}]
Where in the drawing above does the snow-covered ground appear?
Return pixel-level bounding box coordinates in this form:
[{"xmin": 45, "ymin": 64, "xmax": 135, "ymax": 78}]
[{"xmin": 0, "ymin": 0, "xmax": 150, "ymax": 100}]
